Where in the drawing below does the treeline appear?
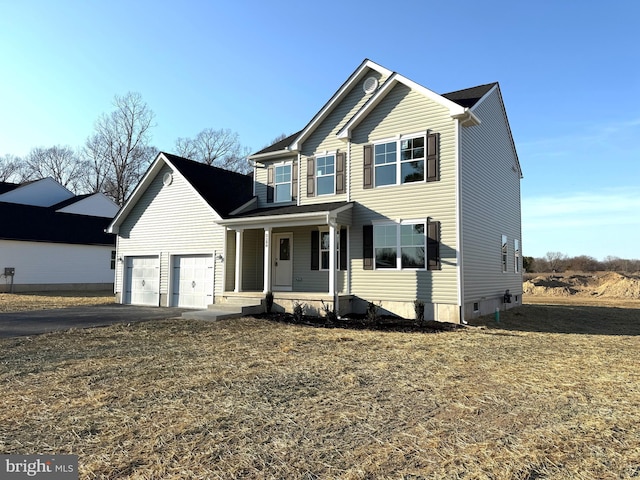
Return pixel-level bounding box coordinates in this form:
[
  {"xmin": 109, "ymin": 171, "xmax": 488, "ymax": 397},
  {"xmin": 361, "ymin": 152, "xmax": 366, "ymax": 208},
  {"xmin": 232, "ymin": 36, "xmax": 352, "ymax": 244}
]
[
  {"xmin": 0, "ymin": 92, "xmax": 255, "ymax": 206},
  {"xmin": 524, "ymin": 252, "xmax": 640, "ymax": 273}
]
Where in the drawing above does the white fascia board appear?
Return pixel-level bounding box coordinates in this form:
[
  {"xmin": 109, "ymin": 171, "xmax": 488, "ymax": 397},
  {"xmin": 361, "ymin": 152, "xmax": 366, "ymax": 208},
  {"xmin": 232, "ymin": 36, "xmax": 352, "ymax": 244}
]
[
  {"xmin": 337, "ymin": 73, "xmax": 469, "ymax": 140},
  {"xmin": 290, "ymin": 59, "xmax": 392, "ymax": 151},
  {"xmin": 107, "ymin": 153, "xmax": 166, "ymax": 233},
  {"xmin": 248, "ymin": 149, "xmax": 296, "ymax": 161},
  {"xmin": 219, "ymin": 202, "xmax": 353, "ymax": 228}
]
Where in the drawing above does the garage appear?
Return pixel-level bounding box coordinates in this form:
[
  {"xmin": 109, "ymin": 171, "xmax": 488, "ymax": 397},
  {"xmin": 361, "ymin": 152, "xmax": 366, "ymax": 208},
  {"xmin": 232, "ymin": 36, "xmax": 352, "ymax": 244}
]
[
  {"xmin": 124, "ymin": 256, "xmax": 159, "ymax": 306},
  {"xmin": 171, "ymin": 255, "xmax": 214, "ymax": 308}
]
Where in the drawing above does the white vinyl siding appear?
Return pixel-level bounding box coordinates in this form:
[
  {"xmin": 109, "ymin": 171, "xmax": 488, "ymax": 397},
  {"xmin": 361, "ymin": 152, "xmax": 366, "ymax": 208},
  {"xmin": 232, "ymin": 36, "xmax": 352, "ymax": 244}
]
[
  {"xmin": 115, "ymin": 164, "xmax": 224, "ymax": 304},
  {"xmin": 459, "ymin": 87, "xmax": 522, "ymax": 302}
]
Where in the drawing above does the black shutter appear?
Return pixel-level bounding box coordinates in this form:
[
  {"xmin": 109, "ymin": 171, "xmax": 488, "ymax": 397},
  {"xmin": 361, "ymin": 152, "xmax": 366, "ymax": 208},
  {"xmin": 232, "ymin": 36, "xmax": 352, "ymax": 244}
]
[
  {"xmin": 292, "ymin": 161, "xmax": 298, "ymax": 202},
  {"xmin": 426, "ymin": 132, "xmax": 439, "ymax": 182},
  {"xmin": 336, "ymin": 152, "xmax": 345, "ymax": 194},
  {"xmin": 363, "ymin": 224, "xmax": 373, "ymax": 270},
  {"xmin": 267, "ymin": 165, "xmax": 274, "ymax": 203},
  {"xmin": 427, "ymin": 220, "xmax": 441, "ymax": 270},
  {"xmin": 363, "ymin": 145, "xmax": 373, "ymax": 189},
  {"xmin": 340, "ymin": 228, "xmax": 347, "ymax": 271},
  {"xmin": 307, "ymin": 157, "xmax": 315, "ymax": 197},
  {"xmin": 311, "ymin": 230, "xmax": 319, "ymax": 270}
]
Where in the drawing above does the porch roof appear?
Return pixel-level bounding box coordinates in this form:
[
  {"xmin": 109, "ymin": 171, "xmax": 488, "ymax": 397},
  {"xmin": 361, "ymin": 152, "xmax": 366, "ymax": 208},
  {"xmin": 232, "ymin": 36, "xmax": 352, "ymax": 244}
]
[{"xmin": 219, "ymin": 201, "xmax": 353, "ymax": 228}]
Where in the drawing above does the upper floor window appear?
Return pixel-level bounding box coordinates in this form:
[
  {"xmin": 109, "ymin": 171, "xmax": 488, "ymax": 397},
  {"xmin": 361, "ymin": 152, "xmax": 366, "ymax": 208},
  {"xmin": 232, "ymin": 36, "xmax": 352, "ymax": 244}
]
[
  {"xmin": 364, "ymin": 132, "xmax": 439, "ymax": 189},
  {"xmin": 274, "ymin": 164, "xmax": 292, "ymax": 203},
  {"xmin": 316, "ymin": 155, "xmax": 335, "ymax": 196}
]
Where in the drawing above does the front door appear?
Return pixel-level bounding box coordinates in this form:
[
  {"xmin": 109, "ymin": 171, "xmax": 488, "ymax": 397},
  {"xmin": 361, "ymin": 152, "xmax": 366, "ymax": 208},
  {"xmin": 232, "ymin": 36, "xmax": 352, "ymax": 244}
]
[{"xmin": 273, "ymin": 233, "xmax": 293, "ymax": 290}]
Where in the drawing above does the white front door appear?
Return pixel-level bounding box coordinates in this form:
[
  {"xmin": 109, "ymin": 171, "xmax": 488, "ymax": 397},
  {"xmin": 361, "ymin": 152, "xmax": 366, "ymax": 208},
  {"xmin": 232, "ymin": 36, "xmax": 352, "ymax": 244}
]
[
  {"xmin": 273, "ymin": 233, "xmax": 293, "ymax": 290},
  {"xmin": 172, "ymin": 255, "xmax": 214, "ymax": 308}
]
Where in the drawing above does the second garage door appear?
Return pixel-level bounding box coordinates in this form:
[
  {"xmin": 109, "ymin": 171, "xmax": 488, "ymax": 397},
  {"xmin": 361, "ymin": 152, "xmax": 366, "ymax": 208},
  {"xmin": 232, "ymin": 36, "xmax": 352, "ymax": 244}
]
[{"xmin": 171, "ymin": 255, "xmax": 214, "ymax": 308}]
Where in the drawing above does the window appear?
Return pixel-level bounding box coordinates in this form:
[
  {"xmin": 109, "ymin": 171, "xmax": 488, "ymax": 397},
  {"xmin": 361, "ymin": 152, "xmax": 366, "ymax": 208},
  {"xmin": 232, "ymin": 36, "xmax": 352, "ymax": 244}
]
[
  {"xmin": 374, "ymin": 135, "xmax": 425, "ymax": 187},
  {"xmin": 274, "ymin": 164, "xmax": 292, "ymax": 203},
  {"xmin": 501, "ymin": 235, "xmax": 508, "ymax": 273},
  {"xmin": 316, "ymin": 155, "xmax": 335, "ymax": 196},
  {"xmin": 319, "ymin": 230, "xmax": 341, "ymax": 270},
  {"xmin": 110, "ymin": 250, "xmax": 116, "ymax": 270},
  {"xmin": 374, "ymin": 222, "xmax": 426, "ymax": 269},
  {"xmin": 514, "ymin": 239, "xmax": 520, "ymax": 273}
]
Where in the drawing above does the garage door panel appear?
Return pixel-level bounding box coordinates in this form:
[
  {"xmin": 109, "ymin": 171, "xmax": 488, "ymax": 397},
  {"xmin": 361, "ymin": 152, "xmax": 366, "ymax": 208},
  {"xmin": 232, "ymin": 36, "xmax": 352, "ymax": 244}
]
[
  {"xmin": 125, "ymin": 256, "xmax": 159, "ymax": 306},
  {"xmin": 172, "ymin": 255, "xmax": 214, "ymax": 308}
]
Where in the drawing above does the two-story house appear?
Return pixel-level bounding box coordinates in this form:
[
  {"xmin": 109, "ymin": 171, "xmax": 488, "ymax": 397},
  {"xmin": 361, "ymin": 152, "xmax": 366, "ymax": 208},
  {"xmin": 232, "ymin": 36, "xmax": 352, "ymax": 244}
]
[{"xmin": 108, "ymin": 59, "xmax": 522, "ymax": 322}]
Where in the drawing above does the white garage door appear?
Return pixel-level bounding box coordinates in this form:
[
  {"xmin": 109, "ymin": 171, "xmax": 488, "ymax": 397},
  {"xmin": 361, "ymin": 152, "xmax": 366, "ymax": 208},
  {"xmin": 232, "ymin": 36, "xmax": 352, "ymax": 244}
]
[
  {"xmin": 124, "ymin": 256, "xmax": 159, "ymax": 306},
  {"xmin": 172, "ymin": 255, "xmax": 214, "ymax": 308}
]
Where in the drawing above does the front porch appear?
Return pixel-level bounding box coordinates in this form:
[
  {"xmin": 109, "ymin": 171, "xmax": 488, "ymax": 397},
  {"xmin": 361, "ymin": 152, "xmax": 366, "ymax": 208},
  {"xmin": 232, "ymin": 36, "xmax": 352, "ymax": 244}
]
[{"xmin": 218, "ymin": 201, "xmax": 354, "ymax": 315}]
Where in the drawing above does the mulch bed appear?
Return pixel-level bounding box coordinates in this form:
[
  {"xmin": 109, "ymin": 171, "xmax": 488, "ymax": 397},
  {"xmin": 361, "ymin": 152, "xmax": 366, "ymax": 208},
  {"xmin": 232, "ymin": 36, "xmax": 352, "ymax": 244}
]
[{"xmin": 255, "ymin": 312, "xmax": 464, "ymax": 333}]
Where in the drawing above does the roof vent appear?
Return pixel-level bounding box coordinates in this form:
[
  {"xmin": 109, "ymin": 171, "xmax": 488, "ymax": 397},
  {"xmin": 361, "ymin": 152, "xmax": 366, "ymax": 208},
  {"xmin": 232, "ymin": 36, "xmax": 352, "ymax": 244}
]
[
  {"xmin": 162, "ymin": 172, "xmax": 173, "ymax": 186},
  {"xmin": 363, "ymin": 76, "xmax": 378, "ymax": 94}
]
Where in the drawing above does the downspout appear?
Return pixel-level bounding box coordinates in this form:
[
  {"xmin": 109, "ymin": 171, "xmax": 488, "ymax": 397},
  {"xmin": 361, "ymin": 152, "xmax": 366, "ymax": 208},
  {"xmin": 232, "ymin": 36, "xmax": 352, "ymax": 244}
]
[{"xmin": 455, "ymin": 118, "xmax": 466, "ymax": 324}]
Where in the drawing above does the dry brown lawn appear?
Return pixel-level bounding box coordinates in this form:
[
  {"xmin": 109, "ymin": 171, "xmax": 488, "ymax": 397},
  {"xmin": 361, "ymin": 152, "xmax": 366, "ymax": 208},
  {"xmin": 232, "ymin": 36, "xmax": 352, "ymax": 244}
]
[
  {"xmin": 1, "ymin": 295, "xmax": 640, "ymax": 478},
  {"xmin": 0, "ymin": 291, "xmax": 114, "ymax": 312}
]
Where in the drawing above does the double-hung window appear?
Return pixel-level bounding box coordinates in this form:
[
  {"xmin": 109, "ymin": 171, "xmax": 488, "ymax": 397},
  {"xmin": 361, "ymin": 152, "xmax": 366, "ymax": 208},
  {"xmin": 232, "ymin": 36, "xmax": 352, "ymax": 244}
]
[
  {"xmin": 316, "ymin": 155, "xmax": 335, "ymax": 196},
  {"xmin": 319, "ymin": 229, "xmax": 340, "ymax": 270},
  {"xmin": 514, "ymin": 239, "xmax": 520, "ymax": 273},
  {"xmin": 374, "ymin": 222, "xmax": 426, "ymax": 269},
  {"xmin": 374, "ymin": 134, "xmax": 425, "ymax": 187},
  {"xmin": 274, "ymin": 164, "xmax": 292, "ymax": 203},
  {"xmin": 501, "ymin": 235, "xmax": 508, "ymax": 273}
]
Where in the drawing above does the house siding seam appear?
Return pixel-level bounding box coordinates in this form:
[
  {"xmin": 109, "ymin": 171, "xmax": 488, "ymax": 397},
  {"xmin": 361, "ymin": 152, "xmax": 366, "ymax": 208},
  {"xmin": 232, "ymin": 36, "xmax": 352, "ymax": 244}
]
[{"xmin": 459, "ymin": 88, "xmax": 522, "ymax": 311}]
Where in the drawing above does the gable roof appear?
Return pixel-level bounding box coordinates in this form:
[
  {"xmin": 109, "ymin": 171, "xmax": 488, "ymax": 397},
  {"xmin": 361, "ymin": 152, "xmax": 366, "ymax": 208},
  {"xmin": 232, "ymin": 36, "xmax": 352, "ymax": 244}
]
[
  {"xmin": 161, "ymin": 153, "xmax": 254, "ymax": 217},
  {"xmin": 0, "ymin": 202, "xmax": 114, "ymax": 246},
  {"xmin": 108, "ymin": 153, "xmax": 255, "ymax": 233},
  {"xmin": 252, "ymin": 59, "xmax": 493, "ymax": 155}
]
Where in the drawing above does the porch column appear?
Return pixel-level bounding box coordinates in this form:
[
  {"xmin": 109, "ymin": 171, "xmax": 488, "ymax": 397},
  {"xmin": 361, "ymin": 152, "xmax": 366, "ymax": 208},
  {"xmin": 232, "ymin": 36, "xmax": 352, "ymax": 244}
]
[
  {"xmin": 328, "ymin": 221, "xmax": 336, "ymax": 297},
  {"xmin": 234, "ymin": 229, "xmax": 243, "ymax": 292},
  {"xmin": 263, "ymin": 227, "xmax": 272, "ymax": 293}
]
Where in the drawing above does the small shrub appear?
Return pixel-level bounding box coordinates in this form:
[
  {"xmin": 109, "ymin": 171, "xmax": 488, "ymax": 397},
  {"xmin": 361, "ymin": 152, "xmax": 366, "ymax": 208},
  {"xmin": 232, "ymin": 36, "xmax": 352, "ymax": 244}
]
[
  {"xmin": 366, "ymin": 301, "xmax": 381, "ymax": 324},
  {"xmin": 265, "ymin": 291, "xmax": 274, "ymax": 313},
  {"xmin": 293, "ymin": 301, "xmax": 306, "ymax": 323},
  {"xmin": 414, "ymin": 299, "xmax": 425, "ymax": 324},
  {"xmin": 321, "ymin": 300, "xmax": 337, "ymax": 324}
]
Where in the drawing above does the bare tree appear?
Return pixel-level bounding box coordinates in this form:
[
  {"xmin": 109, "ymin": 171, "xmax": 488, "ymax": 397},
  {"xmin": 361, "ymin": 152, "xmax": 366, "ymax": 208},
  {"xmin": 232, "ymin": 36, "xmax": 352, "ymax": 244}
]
[
  {"xmin": 23, "ymin": 146, "xmax": 84, "ymax": 190},
  {"xmin": 174, "ymin": 128, "xmax": 251, "ymax": 174},
  {"xmin": 544, "ymin": 251, "xmax": 568, "ymax": 272},
  {"xmin": 83, "ymin": 92, "xmax": 156, "ymax": 205},
  {"xmin": 0, "ymin": 154, "xmax": 21, "ymax": 182}
]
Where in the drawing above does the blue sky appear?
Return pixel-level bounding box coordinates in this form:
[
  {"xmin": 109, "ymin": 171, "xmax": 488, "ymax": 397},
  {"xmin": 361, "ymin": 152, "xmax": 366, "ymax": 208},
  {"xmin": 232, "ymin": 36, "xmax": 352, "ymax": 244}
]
[{"xmin": 1, "ymin": 0, "xmax": 638, "ymax": 260}]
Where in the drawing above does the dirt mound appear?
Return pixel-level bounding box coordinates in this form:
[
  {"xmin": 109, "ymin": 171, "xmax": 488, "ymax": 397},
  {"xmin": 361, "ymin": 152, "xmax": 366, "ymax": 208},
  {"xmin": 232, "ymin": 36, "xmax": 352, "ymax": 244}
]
[{"xmin": 524, "ymin": 272, "xmax": 640, "ymax": 299}]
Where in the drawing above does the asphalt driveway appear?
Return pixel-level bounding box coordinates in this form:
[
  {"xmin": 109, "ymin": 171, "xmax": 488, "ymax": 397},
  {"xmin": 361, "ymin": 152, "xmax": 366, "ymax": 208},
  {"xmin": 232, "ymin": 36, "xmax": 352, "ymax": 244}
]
[{"xmin": 0, "ymin": 304, "xmax": 189, "ymax": 338}]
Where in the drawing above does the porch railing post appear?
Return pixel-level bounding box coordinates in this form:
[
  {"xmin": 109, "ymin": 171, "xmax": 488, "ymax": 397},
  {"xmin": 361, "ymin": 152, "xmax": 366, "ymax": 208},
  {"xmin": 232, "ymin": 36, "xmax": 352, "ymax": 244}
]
[
  {"xmin": 329, "ymin": 221, "xmax": 336, "ymax": 300},
  {"xmin": 234, "ymin": 229, "xmax": 243, "ymax": 292},
  {"xmin": 263, "ymin": 228, "xmax": 272, "ymax": 293}
]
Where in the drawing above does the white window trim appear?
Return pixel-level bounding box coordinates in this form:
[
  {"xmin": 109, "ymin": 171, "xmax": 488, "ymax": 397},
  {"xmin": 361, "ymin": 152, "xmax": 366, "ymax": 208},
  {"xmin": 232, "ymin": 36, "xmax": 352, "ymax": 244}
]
[
  {"xmin": 315, "ymin": 152, "xmax": 336, "ymax": 196},
  {"xmin": 501, "ymin": 234, "xmax": 508, "ymax": 273},
  {"xmin": 514, "ymin": 239, "xmax": 520, "ymax": 274},
  {"xmin": 373, "ymin": 131, "xmax": 428, "ymax": 188},
  {"xmin": 274, "ymin": 161, "xmax": 293, "ymax": 204},
  {"xmin": 318, "ymin": 227, "xmax": 340, "ymax": 271},
  {"xmin": 373, "ymin": 219, "xmax": 428, "ymax": 270}
]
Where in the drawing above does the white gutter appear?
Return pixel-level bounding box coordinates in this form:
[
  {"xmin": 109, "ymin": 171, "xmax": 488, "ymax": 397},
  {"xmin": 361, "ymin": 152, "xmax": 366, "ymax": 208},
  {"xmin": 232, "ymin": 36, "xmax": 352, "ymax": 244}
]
[
  {"xmin": 218, "ymin": 203, "xmax": 353, "ymax": 228},
  {"xmin": 452, "ymin": 108, "xmax": 481, "ymax": 127},
  {"xmin": 248, "ymin": 148, "xmax": 298, "ymax": 161}
]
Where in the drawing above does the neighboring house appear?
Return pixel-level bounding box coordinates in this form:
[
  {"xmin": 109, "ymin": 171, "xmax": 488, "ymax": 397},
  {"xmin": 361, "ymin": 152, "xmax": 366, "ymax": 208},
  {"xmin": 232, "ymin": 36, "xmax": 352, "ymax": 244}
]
[
  {"xmin": 108, "ymin": 59, "xmax": 522, "ymax": 322},
  {"xmin": 0, "ymin": 178, "xmax": 118, "ymax": 293}
]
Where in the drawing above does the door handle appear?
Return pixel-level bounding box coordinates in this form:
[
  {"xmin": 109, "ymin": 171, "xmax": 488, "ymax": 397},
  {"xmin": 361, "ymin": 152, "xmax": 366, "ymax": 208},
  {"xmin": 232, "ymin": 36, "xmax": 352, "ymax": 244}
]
[{"xmin": 192, "ymin": 281, "xmax": 196, "ymax": 288}]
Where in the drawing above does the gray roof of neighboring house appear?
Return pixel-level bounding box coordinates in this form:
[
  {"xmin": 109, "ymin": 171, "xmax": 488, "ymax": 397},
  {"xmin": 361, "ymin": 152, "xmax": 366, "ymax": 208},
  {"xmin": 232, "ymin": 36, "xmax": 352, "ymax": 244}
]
[
  {"xmin": 0, "ymin": 181, "xmax": 20, "ymax": 195},
  {"xmin": 0, "ymin": 201, "xmax": 114, "ymax": 246},
  {"xmin": 162, "ymin": 153, "xmax": 255, "ymax": 218}
]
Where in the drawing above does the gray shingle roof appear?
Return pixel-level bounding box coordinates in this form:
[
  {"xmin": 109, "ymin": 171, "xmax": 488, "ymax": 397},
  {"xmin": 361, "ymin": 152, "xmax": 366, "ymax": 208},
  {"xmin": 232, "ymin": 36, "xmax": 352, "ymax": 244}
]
[{"xmin": 442, "ymin": 83, "xmax": 497, "ymax": 108}]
